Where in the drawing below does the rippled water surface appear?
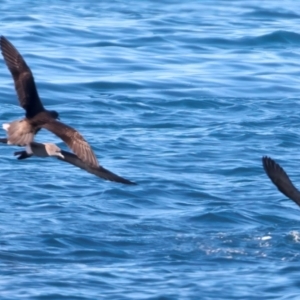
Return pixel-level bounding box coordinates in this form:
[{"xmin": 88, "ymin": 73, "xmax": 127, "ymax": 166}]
[{"xmin": 2, "ymin": 1, "xmax": 300, "ymax": 299}]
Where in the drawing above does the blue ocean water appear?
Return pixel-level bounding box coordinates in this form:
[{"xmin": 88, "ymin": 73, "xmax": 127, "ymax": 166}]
[{"xmin": 1, "ymin": 0, "xmax": 300, "ymax": 299}]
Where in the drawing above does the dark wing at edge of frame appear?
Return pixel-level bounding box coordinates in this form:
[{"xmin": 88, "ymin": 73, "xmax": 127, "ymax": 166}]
[{"xmin": 262, "ymin": 156, "xmax": 300, "ymax": 206}]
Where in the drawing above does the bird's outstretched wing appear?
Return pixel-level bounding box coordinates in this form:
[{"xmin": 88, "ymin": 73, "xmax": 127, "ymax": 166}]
[
  {"xmin": 0, "ymin": 36, "xmax": 44, "ymax": 117},
  {"xmin": 13, "ymin": 143, "xmax": 136, "ymax": 185},
  {"xmin": 262, "ymin": 156, "xmax": 300, "ymax": 206},
  {"xmin": 60, "ymin": 150, "xmax": 136, "ymax": 185}
]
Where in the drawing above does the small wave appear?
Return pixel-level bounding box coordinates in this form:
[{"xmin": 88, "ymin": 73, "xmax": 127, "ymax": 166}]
[
  {"xmin": 245, "ymin": 30, "xmax": 300, "ymax": 47},
  {"xmin": 243, "ymin": 8, "xmax": 300, "ymax": 20}
]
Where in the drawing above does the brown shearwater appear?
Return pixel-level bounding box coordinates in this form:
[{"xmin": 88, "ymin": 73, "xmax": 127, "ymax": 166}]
[{"xmin": 0, "ymin": 36, "xmax": 99, "ymax": 168}]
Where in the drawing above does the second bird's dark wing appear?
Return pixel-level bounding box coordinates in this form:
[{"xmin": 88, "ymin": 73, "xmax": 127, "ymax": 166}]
[
  {"xmin": 262, "ymin": 156, "xmax": 300, "ymax": 207},
  {"xmin": 0, "ymin": 36, "xmax": 44, "ymax": 117},
  {"xmin": 41, "ymin": 120, "xmax": 99, "ymax": 168}
]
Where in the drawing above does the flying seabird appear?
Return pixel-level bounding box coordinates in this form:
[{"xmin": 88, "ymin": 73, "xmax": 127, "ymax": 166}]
[
  {"xmin": 262, "ymin": 156, "xmax": 300, "ymax": 206},
  {"xmin": 11, "ymin": 142, "xmax": 136, "ymax": 185},
  {"xmin": 0, "ymin": 36, "xmax": 99, "ymax": 168}
]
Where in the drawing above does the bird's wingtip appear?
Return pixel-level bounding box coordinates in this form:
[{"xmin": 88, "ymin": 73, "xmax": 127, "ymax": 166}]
[{"xmin": 125, "ymin": 180, "xmax": 137, "ymax": 185}]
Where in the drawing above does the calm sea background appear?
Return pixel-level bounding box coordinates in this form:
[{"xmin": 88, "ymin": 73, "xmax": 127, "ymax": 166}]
[{"xmin": 1, "ymin": 0, "xmax": 300, "ymax": 299}]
